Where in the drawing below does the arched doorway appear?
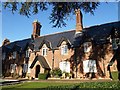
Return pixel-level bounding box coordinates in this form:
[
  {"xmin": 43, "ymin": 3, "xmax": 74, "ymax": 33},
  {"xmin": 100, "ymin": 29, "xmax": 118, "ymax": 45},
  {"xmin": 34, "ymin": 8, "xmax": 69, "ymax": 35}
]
[{"xmin": 35, "ymin": 65, "xmax": 40, "ymax": 78}]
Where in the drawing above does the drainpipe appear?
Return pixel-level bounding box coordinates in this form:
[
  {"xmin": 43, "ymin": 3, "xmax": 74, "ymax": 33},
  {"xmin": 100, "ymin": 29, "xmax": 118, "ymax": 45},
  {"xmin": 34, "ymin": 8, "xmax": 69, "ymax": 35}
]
[
  {"xmin": 103, "ymin": 58, "xmax": 106, "ymax": 76},
  {"xmin": 52, "ymin": 49, "xmax": 55, "ymax": 70}
]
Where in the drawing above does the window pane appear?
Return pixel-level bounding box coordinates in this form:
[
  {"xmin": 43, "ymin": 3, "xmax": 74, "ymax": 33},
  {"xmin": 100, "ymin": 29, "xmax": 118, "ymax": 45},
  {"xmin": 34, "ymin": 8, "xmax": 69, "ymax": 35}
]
[
  {"xmin": 61, "ymin": 45, "xmax": 68, "ymax": 55},
  {"xmin": 26, "ymin": 50, "xmax": 30, "ymax": 57},
  {"xmin": 13, "ymin": 52, "xmax": 16, "ymax": 59},
  {"xmin": 112, "ymin": 39, "xmax": 118, "ymax": 50},
  {"xmin": 64, "ymin": 46, "xmax": 68, "ymax": 54},
  {"xmin": 42, "ymin": 48, "xmax": 47, "ymax": 56},
  {"xmin": 84, "ymin": 42, "xmax": 92, "ymax": 53}
]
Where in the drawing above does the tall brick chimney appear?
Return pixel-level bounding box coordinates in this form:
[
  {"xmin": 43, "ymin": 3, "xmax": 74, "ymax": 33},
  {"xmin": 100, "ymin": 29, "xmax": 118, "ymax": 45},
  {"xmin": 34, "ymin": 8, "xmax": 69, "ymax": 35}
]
[
  {"xmin": 31, "ymin": 20, "xmax": 42, "ymax": 39},
  {"xmin": 75, "ymin": 9, "xmax": 83, "ymax": 33}
]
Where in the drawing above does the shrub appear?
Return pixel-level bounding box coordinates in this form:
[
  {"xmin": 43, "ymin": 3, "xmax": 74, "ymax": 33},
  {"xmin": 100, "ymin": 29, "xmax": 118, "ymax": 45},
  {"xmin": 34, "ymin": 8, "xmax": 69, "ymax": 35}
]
[
  {"xmin": 50, "ymin": 68, "xmax": 62, "ymax": 77},
  {"xmin": 38, "ymin": 73, "xmax": 48, "ymax": 80},
  {"xmin": 62, "ymin": 72, "xmax": 72, "ymax": 78}
]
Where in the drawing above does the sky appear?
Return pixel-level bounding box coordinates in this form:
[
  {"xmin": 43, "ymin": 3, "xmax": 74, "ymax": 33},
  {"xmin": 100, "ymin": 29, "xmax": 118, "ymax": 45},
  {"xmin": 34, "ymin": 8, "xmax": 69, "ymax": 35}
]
[{"xmin": 0, "ymin": 2, "xmax": 119, "ymax": 46}]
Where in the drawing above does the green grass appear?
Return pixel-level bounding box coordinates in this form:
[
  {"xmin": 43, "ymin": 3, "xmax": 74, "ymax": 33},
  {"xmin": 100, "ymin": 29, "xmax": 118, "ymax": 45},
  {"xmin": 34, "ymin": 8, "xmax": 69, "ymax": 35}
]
[
  {"xmin": 1, "ymin": 71, "xmax": 119, "ymax": 90},
  {"xmin": 1, "ymin": 82, "xmax": 73, "ymax": 90},
  {"xmin": 2, "ymin": 81, "xmax": 120, "ymax": 90}
]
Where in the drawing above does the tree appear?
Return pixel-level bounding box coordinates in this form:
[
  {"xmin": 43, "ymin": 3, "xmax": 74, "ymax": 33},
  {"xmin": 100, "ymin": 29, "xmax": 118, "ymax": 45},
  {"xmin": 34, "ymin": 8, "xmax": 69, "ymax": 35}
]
[{"xmin": 3, "ymin": 2, "xmax": 100, "ymax": 28}]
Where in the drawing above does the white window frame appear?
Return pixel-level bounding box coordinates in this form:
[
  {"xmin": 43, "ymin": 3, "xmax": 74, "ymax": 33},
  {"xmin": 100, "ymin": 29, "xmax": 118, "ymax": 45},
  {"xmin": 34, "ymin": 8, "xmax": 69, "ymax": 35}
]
[
  {"xmin": 25, "ymin": 50, "xmax": 30, "ymax": 58},
  {"xmin": 83, "ymin": 42, "xmax": 92, "ymax": 53},
  {"xmin": 42, "ymin": 47, "xmax": 48, "ymax": 56},
  {"xmin": 61, "ymin": 45, "xmax": 68, "ymax": 55},
  {"xmin": 83, "ymin": 60, "xmax": 97, "ymax": 73},
  {"xmin": 2, "ymin": 52, "xmax": 6, "ymax": 60},
  {"xmin": 59, "ymin": 61, "xmax": 70, "ymax": 73},
  {"xmin": 10, "ymin": 64, "xmax": 17, "ymax": 73},
  {"xmin": 12, "ymin": 51, "xmax": 17, "ymax": 59},
  {"xmin": 23, "ymin": 64, "xmax": 28, "ymax": 73}
]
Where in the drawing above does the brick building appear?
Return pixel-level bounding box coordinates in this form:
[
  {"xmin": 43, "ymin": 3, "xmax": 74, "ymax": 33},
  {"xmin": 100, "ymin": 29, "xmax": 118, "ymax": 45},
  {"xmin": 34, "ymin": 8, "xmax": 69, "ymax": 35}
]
[{"xmin": 1, "ymin": 9, "xmax": 120, "ymax": 79}]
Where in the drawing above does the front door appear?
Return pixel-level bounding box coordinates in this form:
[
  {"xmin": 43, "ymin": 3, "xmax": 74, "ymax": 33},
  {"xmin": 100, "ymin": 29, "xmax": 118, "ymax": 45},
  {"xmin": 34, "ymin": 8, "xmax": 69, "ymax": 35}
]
[{"xmin": 35, "ymin": 65, "xmax": 40, "ymax": 78}]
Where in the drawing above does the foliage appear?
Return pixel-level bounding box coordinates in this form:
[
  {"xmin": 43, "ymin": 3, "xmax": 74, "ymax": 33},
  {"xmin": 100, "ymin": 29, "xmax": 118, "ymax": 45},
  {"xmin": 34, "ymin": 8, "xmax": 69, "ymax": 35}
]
[
  {"xmin": 50, "ymin": 68, "xmax": 62, "ymax": 77},
  {"xmin": 3, "ymin": 2, "xmax": 100, "ymax": 28},
  {"xmin": 62, "ymin": 72, "xmax": 72, "ymax": 78},
  {"xmin": 38, "ymin": 73, "xmax": 48, "ymax": 80},
  {"xmin": 112, "ymin": 71, "xmax": 118, "ymax": 80}
]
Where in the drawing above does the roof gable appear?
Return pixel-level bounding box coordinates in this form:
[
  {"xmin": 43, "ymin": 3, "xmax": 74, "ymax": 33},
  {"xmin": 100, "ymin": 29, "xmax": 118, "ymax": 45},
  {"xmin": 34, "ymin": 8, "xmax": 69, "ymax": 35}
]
[
  {"xmin": 57, "ymin": 37, "xmax": 71, "ymax": 47},
  {"xmin": 30, "ymin": 55, "xmax": 50, "ymax": 69},
  {"xmin": 39, "ymin": 39, "xmax": 51, "ymax": 49}
]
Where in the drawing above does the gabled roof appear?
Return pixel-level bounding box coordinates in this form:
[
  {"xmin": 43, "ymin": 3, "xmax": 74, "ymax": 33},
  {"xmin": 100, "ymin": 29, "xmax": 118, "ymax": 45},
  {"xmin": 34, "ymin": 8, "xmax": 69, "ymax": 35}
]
[
  {"xmin": 39, "ymin": 39, "xmax": 51, "ymax": 49},
  {"xmin": 30, "ymin": 55, "xmax": 50, "ymax": 69},
  {"xmin": 57, "ymin": 37, "xmax": 71, "ymax": 47},
  {"xmin": 34, "ymin": 21, "xmax": 120, "ymax": 50},
  {"xmin": 73, "ymin": 21, "xmax": 120, "ymax": 47},
  {"xmin": 2, "ymin": 21, "xmax": 120, "ymax": 53},
  {"xmin": 2, "ymin": 45, "xmax": 11, "ymax": 53},
  {"xmin": 34, "ymin": 30, "xmax": 75, "ymax": 51},
  {"xmin": 2, "ymin": 38, "xmax": 31, "ymax": 53}
]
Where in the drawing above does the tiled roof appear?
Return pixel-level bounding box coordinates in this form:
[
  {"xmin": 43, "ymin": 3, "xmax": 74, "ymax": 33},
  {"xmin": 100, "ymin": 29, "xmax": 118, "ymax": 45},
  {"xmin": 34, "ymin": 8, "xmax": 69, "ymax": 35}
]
[
  {"xmin": 73, "ymin": 21, "xmax": 120, "ymax": 47},
  {"xmin": 30, "ymin": 55, "xmax": 50, "ymax": 69},
  {"xmin": 34, "ymin": 30, "xmax": 75, "ymax": 51},
  {"xmin": 1, "ymin": 21, "xmax": 120, "ymax": 53},
  {"xmin": 2, "ymin": 38, "xmax": 31, "ymax": 53}
]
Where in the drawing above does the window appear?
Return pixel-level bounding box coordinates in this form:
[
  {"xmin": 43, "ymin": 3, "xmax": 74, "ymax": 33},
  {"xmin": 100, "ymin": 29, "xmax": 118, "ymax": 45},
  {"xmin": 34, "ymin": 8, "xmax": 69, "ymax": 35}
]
[
  {"xmin": 112, "ymin": 38, "xmax": 120, "ymax": 50},
  {"xmin": 23, "ymin": 64, "xmax": 28, "ymax": 73},
  {"xmin": 2, "ymin": 52, "xmax": 6, "ymax": 60},
  {"xmin": 10, "ymin": 64, "xmax": 17, "ymax": 73},
  {"xmin": 83, "ymin": 42, "xmax": 92, "ymax": 53},
  {"xmin": 61, "ymin": 45, "xmax": 68, "ymax": 55},
  {"xmin": 26, "ymin": 50, "xmax": 30, "ymax": 58},
  {"xmin": 13, "ymin": 51, "xmax": 17, "ymax": 59},
  {"xmin": 42, "ymin": 48, "xmax": 47, "ymax": 56},
  {"xmin": 27, "ymin": 64, "xmax": 31, "ymax": 73},
  {"xmin": 59, "ymin": 61, "xmax": 70, "ymax": 73},
  {"xmin": 83, "ymin": 60, "xmax": 97, "ymax": 73}
]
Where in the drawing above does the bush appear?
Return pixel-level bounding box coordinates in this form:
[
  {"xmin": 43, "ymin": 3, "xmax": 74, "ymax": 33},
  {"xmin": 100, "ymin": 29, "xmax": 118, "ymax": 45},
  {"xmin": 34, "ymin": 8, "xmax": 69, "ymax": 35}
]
[
  {"xmin": 50, "ymin": 68, "xmax": 62, "ymax": 77},
  {"xmin": 38, "ymin": 73, "xmax": 48, "ymax": 80},
  {"xmin": 111, "ymin": 71, "xmax": 118, "ymax": 80}
]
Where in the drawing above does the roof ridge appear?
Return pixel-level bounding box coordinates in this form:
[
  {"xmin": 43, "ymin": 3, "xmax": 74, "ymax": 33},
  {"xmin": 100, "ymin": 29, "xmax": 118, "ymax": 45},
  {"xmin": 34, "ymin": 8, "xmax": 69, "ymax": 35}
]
[
  {"xmin": 38, "ymin": 29, "xmax": 75, "ymax": 38},
  {"xmin": 84, "ymin": 20, "xmax": 120, "ymax": 29}
]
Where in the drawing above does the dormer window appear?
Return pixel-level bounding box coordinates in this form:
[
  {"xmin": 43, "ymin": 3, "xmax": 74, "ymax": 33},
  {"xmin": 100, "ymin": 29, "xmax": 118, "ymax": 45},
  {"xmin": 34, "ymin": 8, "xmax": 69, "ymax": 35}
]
[
  {"xmin": 13, "ymin": 51, "xmax": 17, "ymax": 59},
  {"xmin": 42, "ymin": 48, "xmax": 48, "ymax": 56},
  {"xmin": 61, "ymin": 45, "xmax": 68, "ymax": 55},
  {"xmin": 2, "ymin": 52, "xmax": 6, "ymax": 60},
  {"xmin": 84, "ymin": 42, "xmax": 92, "ymax": 53}
]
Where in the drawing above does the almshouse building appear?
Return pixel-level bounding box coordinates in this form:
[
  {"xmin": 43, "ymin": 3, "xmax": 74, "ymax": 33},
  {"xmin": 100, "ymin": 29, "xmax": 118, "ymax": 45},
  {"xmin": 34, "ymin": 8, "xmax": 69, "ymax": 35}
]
[{"xmin": 1, "ymin": 9, "xmax": 120, "ymax": 79}]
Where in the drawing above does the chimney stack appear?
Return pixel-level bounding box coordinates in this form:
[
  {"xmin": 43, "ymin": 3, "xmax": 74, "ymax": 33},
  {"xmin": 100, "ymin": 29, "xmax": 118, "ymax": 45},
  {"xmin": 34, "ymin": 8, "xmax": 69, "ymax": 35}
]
[
  {"xmin": 31, "ymin": 20, "xmax": 42, "ymax": 39},
  {"xmin": 75, "ymin": 9, "xmax": 83, "ymax": 33},
  {"xmin": 2, "ymin": 38, "xmax": 10, "ymax": 46}
]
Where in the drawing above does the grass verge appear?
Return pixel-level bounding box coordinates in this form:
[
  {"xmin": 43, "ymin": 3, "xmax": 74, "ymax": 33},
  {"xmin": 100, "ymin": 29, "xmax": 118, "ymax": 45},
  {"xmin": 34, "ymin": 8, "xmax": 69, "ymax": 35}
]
[{"xmin": 1, "ymin": 81, "xmax": 120, "ymax": 90}]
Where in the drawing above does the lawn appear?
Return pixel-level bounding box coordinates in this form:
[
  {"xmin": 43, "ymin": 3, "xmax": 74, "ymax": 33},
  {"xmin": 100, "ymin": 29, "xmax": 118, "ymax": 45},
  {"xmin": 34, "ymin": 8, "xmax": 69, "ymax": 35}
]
[
  {"xmin": 1, "ymin": 81, "xmax": 120, "ymax": 90},
  {"xmin": 1, "ymin": 82, "xmax": 73, "ymax": 90},
  {"xmin": 1, "ymin": 71, "xmax": 120, "ymax": 90}
]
